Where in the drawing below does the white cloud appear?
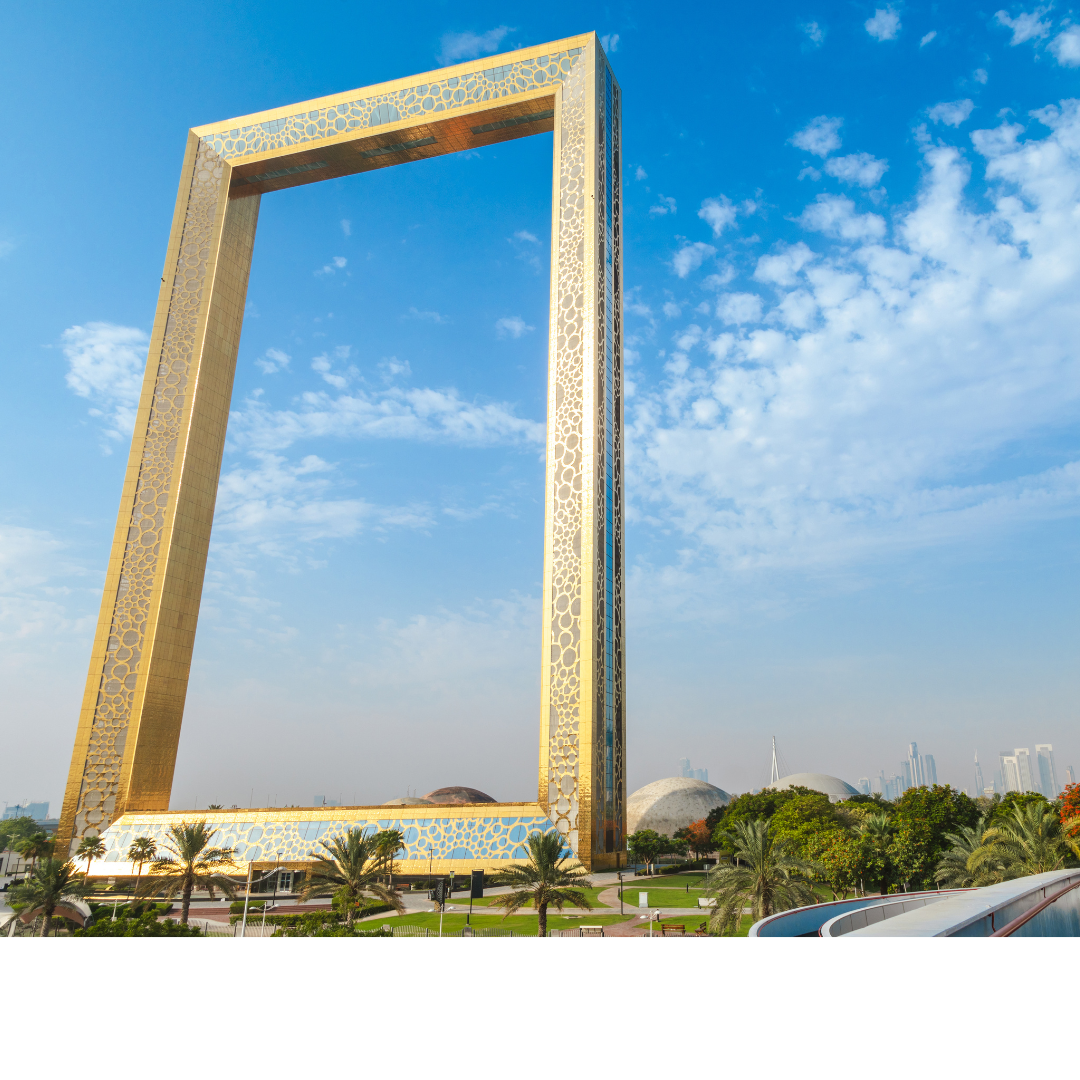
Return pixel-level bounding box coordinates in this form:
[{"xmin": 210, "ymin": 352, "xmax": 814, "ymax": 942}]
[
  {"xmin": 798, "ymin": 166, "xmax": 822, "ymax": 181},
  {"xmin": 215, "ymin": 452, "xmax": 435, "ymax": 551},
  {"xmin": 663, "ymin": 301, "xmax": 682, "ymax": 318},
  {"xmin": 1049, "ymin": 26, "xmax": 1080, "ymax": 66},
  {"xmin": 408, "ymin": 307, "xmax": 448, "ymax": 323},
  {"xmin": 920, "ymin": 30, "xmax": 937, "ymax": 46},
  {"xmin": 650, "ymin": 195, "xmax": 677, "ymax": 217},
  {"xmin": 495, "ymin": 315, "xmax": 534, "ymax": 339},
  {"xmin": 824, "ymin": 152, "xmax": 889, "ymax": 187},
  {"xmin": 340, "ymin": 219, "xmax": 352, "ymax": 237},
  {"xmin": 316, "ymin": 256, "xmax": 348, "ymax": 276},
  {"xmin": 865, "ymin": 7, "xmax": 901, "ymax": 41},
  {"xmin": 798, "ymin": 194, "xmax": 887, "ymax": 240},
  {"xmin": 513, "ymin": 230, "xmax": 539, "ymax": 244},
  {"xmin": 438, "ymin": 26, "xmax": 512, "ymax": 65},
  {"xmin": 928, "ymin": 99, "xmax": 975, "ymax": 127},
  {"xmin": 601, "ymin": 33, "xmax": 620, "ymax": 53},
  {"xmin": 629, "ymin": 101, "xmax": 1080, "ymax": 575},
  {"xmin": 61, "ymin": 322, "xmax": 148, "ymax": 448},
  {"xmin": 672, "ymin": 242, "xmax": 717, "ymax": 278},
  {"xmin": 635, "ymin": 166, "xmax": 648, "ymax": 181},
  {"xmin": 801, "ymin": 21, "xmax": 825, "ymax": 45},
  {"xmin": 792, "ymin": 116, "xmax": 843, "ymax": 157},
  {"xmin": 995, "ymin": 7, "xmax": 1052, "ymax": 44},
  {"xmin": 716, "ymin": 292, "xmax": 763, "ymax": 325},
  {"xmin": 255, "ymin": 347, "xmax": 290, "ymax": 375},
  {"xmin": 754, "ymin": 243, "xmax": 815, "ymax": 286},
  {"xmin": 975, "ymin": 68, "xmax": 989, "ymax": 83},
  {"xmin": 698, "ymin": 196, "xmax": 737, "ymax": 237},
  {"xmin": 231, "ymin": 380, "xmax": 544, "ymax": 452}
]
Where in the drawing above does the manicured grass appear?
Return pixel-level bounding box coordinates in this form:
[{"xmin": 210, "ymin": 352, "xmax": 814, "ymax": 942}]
[
  {"xmin": 369, "ymin": 911, "xmax": 635, "ymax": 933},
  {"xmin": 616, "ymin": 887, "xmax": 712, "ymax": 909},
  {"xmin": 445, "ymin": 886, "xmax": 616, "ymax": 910}
]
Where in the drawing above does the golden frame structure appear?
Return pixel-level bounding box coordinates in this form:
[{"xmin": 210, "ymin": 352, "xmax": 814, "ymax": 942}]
[{"xmin": 58, "ymin": 33, "xmax": 624, "ymax": 871}]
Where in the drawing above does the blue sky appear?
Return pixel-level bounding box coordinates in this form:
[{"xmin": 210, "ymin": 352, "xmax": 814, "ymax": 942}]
[{"xmin": 3, "ymin": 1, "xmax": 1080, "ymax": 813}]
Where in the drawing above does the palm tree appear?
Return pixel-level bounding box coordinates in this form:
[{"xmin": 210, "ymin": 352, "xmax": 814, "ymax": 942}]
[
  {"xmin": 374, "ymin": 829, "xmax": 405, "ymax": 888},
  {"xmin": 970, "ymin": 803, "xmax": 1080, "ymax": 879},
  {"xmin": 934, "ymin": 817, "xmax": 1014, "ymax": 887},
  {"xmin": 14, "ymin": 832, "xmax": 53, "ymax": 877},
  {"xmin": 10, "ymin": 858, "xmax": 88, "ymax": 936},
  {"xmin": 127, "ymin": 837, "xmax": 157, "ymax": 907},
  {"xmin": 705, "ymin": 819, "xmax": 817, "ymax": 935},
  {"xmin": 140, "ymin": 822, "xmax": 239, "ymax": 925},
  {"xmin": 297, "ymin": 828, "xmax": 404, "ymax": 928},
  {"xmin": 487, "ymin": 830, "xmax": 593, "ymax": 937},
  {"xmin": 75, "ymin": 835, "xmax": 107, "ymax": 882}
]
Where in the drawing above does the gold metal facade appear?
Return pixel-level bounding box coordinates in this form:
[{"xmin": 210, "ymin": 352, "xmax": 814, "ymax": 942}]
[{"xmin": 58, "ymin": 34, "xmax": 624, "ymax": 871}]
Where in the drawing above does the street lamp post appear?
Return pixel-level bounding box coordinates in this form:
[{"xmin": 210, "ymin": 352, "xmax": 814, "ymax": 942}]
[{"xmin": 617, "ymin": 871, "xmax": 623, "ymax": 915}]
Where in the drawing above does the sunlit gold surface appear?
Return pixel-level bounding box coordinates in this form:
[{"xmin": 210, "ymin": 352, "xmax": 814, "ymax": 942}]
[{"xmin": 58, "ymin": 34, "xmax": 623, "ymax": 870}]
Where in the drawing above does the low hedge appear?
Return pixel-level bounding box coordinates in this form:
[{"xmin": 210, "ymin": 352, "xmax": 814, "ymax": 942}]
[
  {"xmin": 229, "ymin": 903, "xmax": 394, "ymax": 927},
  {"xmin": 75, "ymin": 912, "xmax": 201, "ymax": 937}
]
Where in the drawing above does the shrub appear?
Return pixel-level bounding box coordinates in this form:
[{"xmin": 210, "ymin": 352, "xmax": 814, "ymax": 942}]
[{"xmin": 75, "ymin": 912, "xmax": 202, "ymax": 937}]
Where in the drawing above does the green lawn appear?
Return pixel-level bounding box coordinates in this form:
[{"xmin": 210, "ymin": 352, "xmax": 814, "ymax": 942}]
[
  {"xmin": 445, "ymin": 886, "xmax": 616, "ymax": 910},
  {"xmin": 616, "ymin": 887, "xmax": 712, "ymax": 909},
  {"xmin": 368, "ymin": 911, "xmax": 635, "ymax": 934}
]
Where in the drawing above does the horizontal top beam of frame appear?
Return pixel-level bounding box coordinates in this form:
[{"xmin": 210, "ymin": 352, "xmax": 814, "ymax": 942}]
[{"xmin": 190, "ymin": 33, "xmax": 596, "ymax": 196}]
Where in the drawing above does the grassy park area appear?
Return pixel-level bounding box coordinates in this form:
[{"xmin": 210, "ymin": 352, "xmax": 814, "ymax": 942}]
[{"xmin": 371, "ymin": 911, "xmax": 637, "ymax": 934}]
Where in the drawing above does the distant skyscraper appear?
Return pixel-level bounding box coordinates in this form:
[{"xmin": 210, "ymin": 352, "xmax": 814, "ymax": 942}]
[
  {"xmin": 856, "ymin": 777, "xmax": 871, "ymax": 795},
  {"xmin": 1067, "ymin": 766, "xmax": 1076, "ymax": 786},
  {"xmin": 872, "ymin": 772, "xmax": 884, "ymax": 795},
  {"xmin": 1014, "ymin": 748, "xmax": 1035, "ymax": 792},
  {"xmin": 693, "ymin": 768, "xmax": 709, "ymax": 783},
  {"xmin": 974, "ymin": 751, "xmax": 985, "ymax": 797},
  {"xmin": 1000, "ymin": 754, "xmax": 1021, "ymax": 793},
  {"xmin": 901, "ymin": 761, "xmax": 912, "ymax": 792},
  {"xmin": 1035, "ymin": 745, "xmax": 1059, "ymax": 798},
  {"xmin": 2, "ymin": 801, "xmax": 49, "ymax": 821},
  {"xmin": 679, "ymin": 758, "xmax": 692, "ymax": 779},
  {"xmin": 908, "ymin": 742, "xmax": 926, "ymax": 787},
  {"xmin": 924, "ymin": 755, "xmax": 937, "ymax": 785}
]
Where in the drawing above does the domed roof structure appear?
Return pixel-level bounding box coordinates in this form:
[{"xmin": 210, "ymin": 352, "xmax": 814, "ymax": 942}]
[
  {"xmin": 424, "ymin": 786, "xmax": 497, "ymax": 805},
  {"xmin": 627, "ymin": 777, "xmax": 731, "ymax": 837},
  {"xmin": 382, "ymin": 796, "xmax": 434, "ymax": 806},
  {"xmin": 766, "ymin": 772, "xmax": 859, "ymax": 803}
]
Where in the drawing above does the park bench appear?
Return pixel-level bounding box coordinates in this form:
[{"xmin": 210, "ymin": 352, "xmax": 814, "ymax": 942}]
[{"xmin": 660, "ymin": 923, "xmax": 685, "ymax": 936}]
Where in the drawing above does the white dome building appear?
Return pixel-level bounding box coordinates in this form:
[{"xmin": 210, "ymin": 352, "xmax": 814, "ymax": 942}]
[
  {"xmin": 627, "ymin": 777, "xmax": 732, "ymax": 837},
  {"xmin": 766, "ymin": 772, "xmax": 859, "ymax": 804}
]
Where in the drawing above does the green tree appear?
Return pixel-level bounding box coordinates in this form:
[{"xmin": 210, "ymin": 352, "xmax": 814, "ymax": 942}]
[
  {"xmin": 297, "ymin": 827, "xmax": 404, "ymax": 928},
  {"xmin": 127, "ymin": 837, "xmax": 157, "ymax": 900},
  {"xmin": 934, "ymin": 817, "xmax": 1013, "ymax": 888},
  {"xmin": 9, "ymin": 858, "xmax": 88, "ymax": 936},
  {"xmin": 768, "ymin": 792, "xmax": 844, "ymax": 858},
  {"xmin": 488, "ymin": 830, "xmax": 593, "ymax": 937},
  {"xmin": 887, "ymin": 785, "xmax": 980, "ymax": 890},
  {"xmin": 854, "ymin": 812, "xmax": 896, "ymax": 894},
  {"xmin": 0, "ymin": 816, "xmax": 41, "ymax": 855},
  {"xmin": 141, "ymin": 822, "xmax": 239, "ymax": 925},
  {"xmin": 705, "ymin": 819, "xmax": 817, "ymax": 935},
  {"xmin": 75, "ymin": 835, "xmax": 107, "ymax": 881},
  {"xmin": 14, "ymin": 831, "xmax": 53, "ymax": 876},
  {"xmin": 627, "ymin": 829, "xmax": 664, "ymax": 874},
  {"xmin": 75, "ymin": 911, "xmax": 201, "ymax": 937},
  {"xmin": 986, "ymin": 790, "xmax": 1051, "ymax": 825},
  {"xmin": 971, "ymin": 802, "xmax": 1080, "ymax": 879}
]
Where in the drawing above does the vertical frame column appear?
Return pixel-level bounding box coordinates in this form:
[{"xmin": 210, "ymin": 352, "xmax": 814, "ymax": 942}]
[
  {"xmin": 539, "ymin": 38, "xmax": 623, "ymax": 868},
  {"xmin": 56, "ymin": 140, "xmax": 259, "ymax": 855}
]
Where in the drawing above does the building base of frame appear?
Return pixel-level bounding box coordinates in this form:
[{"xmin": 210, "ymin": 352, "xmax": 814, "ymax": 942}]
[{"xmin": 93, "ymin": 804, "xmax": 622, "ymax": 875}]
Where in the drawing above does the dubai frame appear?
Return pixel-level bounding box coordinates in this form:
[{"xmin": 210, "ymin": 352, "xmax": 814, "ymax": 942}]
[{"xmin": 57, "ymin": 33, "xmax": 625, "ymax": 873}]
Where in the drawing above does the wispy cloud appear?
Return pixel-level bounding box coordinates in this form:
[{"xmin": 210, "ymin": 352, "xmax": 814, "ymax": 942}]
[
  {"xmin": 672, "ymin": 242, "xmax": 717, "ymax": 278},
  {"xmin": 649, "ymin": 195, "xmax": 677, "ymax": 217},
  {"xmin": 601, "ymin": 32, "xmax": 620, "ymax": 53},
  {"xmin": 61, "ymin": 322, "xmax": 148, "ymax": 450},
  {"xmin": 801, "ymin": 21, "xmax": 825, "ymax": 46},
  {"xmin": 698, "ymin": 196, "xmax": 737, "ymax": 236},
  {"xmin": 495, "ymin": 315, "xmax": 535, "ymax": 339},
  {"xmin": 792, "ymin": 116, "xmax": 843, "ymax": 157},
  {"xmin": 920, "ymin": 30, "xmax": 937, "ymax": 46},
  {"xmin": 407, "ymin": 307, "xmax": 448, "ymax": 323},
  {"xmin": 928, "ymin": 99, "xmax": 975, "ymax": 127},
  {"xmin": 438, "ymin": 26, "xmax": 513, "ymax": 65},
  {"xmin": 865, "ymin": 6, "xmax": 901, "ymax": 41},
  {"xmin": 316, "ymin": 256, "xmax": 348, "ymax": 276},
  {"xmin": 824, "ymin": 152, "xmax": 889, "ymax": 187},
  {"xmin": 255, "ymin": 347, "xmax": 290, "ymax": 375},
  {"xmin": 994, "ymin": 6, "xmax": 1052, "ymax": 45}
]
